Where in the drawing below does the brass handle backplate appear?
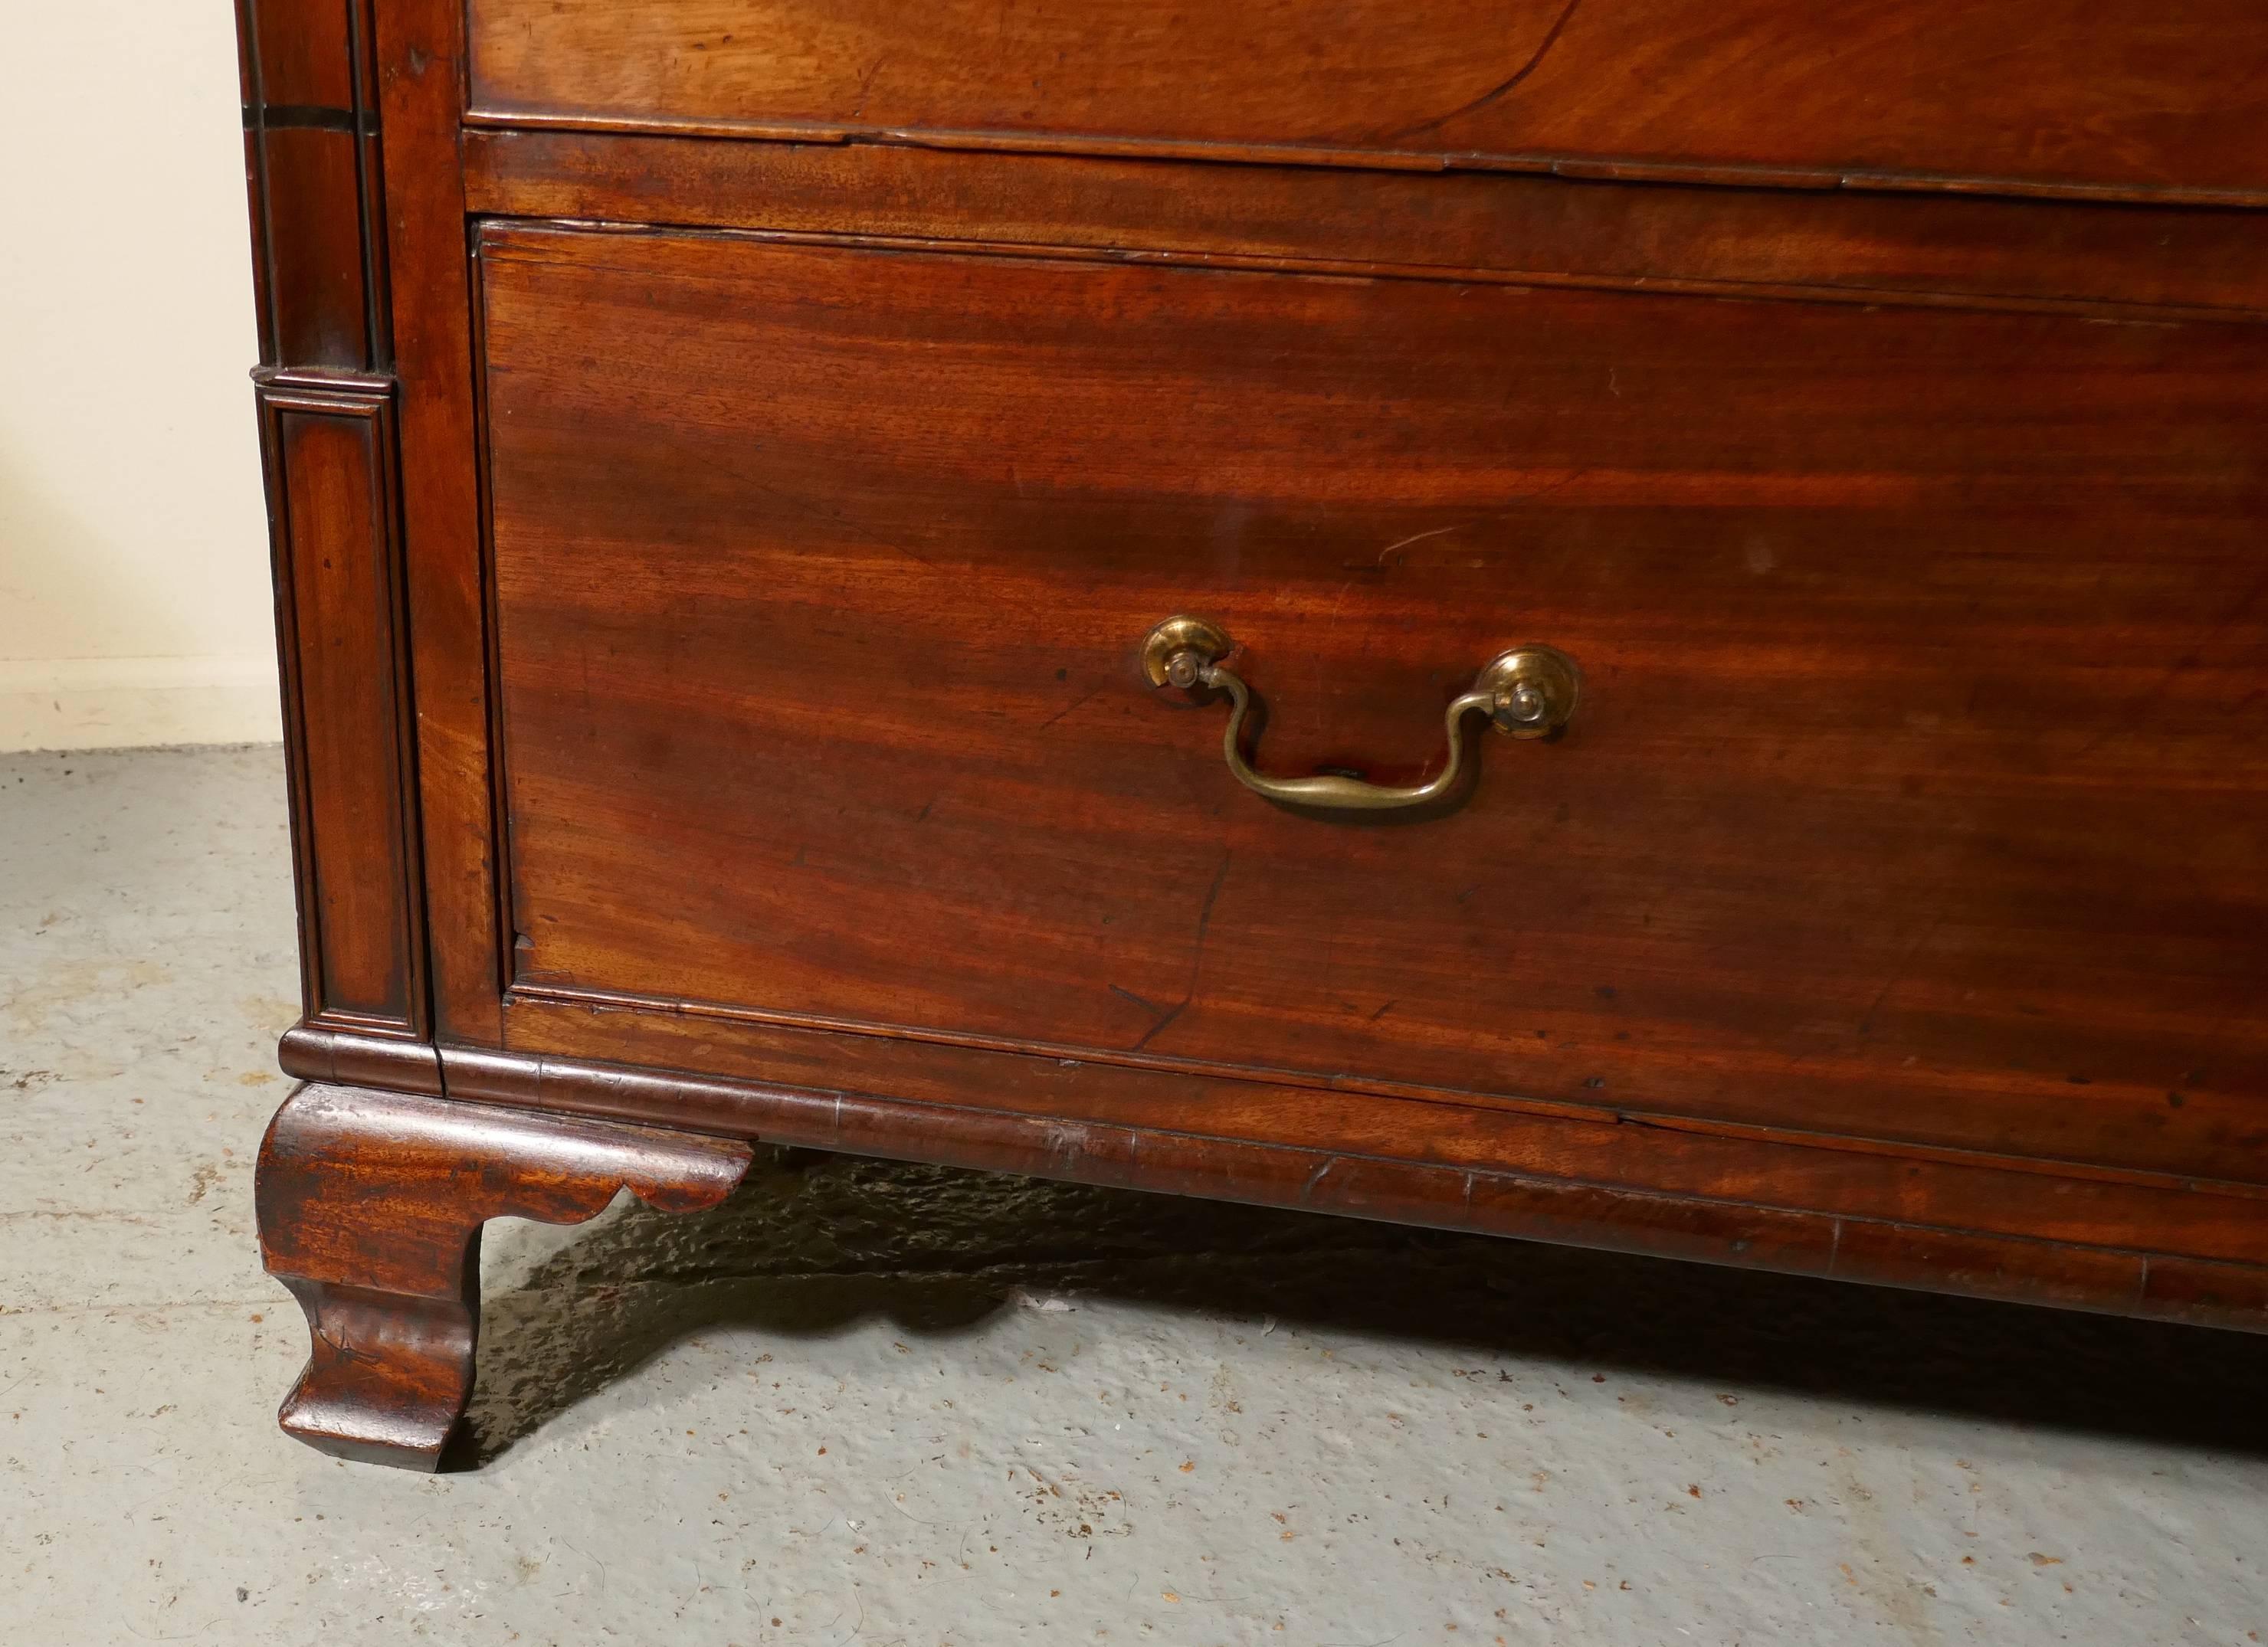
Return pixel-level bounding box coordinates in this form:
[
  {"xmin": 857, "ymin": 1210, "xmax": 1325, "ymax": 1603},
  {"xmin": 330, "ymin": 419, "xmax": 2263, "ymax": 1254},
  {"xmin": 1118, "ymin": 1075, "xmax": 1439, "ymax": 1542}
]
[{"xmin": 1140, "ymin": 616, "xmax": 1578, "ymax": 814}]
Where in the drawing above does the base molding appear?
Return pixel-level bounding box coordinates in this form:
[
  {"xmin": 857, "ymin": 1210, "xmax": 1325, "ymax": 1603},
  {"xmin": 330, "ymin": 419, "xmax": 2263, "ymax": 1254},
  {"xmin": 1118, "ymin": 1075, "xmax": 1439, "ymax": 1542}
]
[
  {"xmin": 251, "ymin": 1041, "xmax": 2268, "ymax": 1475},
  {"xmin": 279, "ymin": 1024, "xmax": 444, "ymax": 1093},
  {"xmin": 434, "ymin": 1040, "xmax": 2268, "ymax": 1334},
  {"xmin": 254, "ymin": 1082, "xmax": 752, "ymax": 1470}
]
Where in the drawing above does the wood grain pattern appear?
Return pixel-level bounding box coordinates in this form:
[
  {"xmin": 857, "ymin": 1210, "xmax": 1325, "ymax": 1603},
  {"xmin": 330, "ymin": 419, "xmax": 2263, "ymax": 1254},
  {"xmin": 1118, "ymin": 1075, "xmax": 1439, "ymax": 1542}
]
[
  {"xmin": 238, "ymin": 0, "xmax": 425, "ymax": 1056},
  {"xmin": 464, "ymin": 131, "xmax": 2268, "ymax": 325},
  {"xmin": 280, "ymin": 1023, "xmax": 444, "ymax": 1093},
  {"xmin": 478, "ymin": 224, "xmax": 2268, "ymax": 1187},
  {"xmin": 438, "ymin": 1039, "xmax": 2268, "ymax": 1331},
  {"xmin": 372, "ymin": 0, "xmax": 510, "ymax": 1043},
  {"xmin": 243, "ymin": 0, "xmax": 359, "ymax": 106},
  {"xmin": 464, "ymin": 0, "xmax": 2268, "ymax": 202},
  {"xmin": 257, "ymin": 375, "xmax": 426, "ymax": 1042},
  {"xmin": 477, "ymin": 1012, "xmax": 2268, "ymax": 1266},
  {"xmin": 495, "ymin": 994, "xmax": 2268, "ymax": 1204},
  {"xmin": 257, "ymin": 1082, "xmax": 752, "ymax": 1469},
  {"xmin": 238, "ymin": 0, "xmax": 2268, "ymax": 1459},
  {"xmin": 237, "ymin": 0, "xmax": 387, "ymax": 370},
  {"xmin": 253, "ymin": 127, "xmax": 373, "ymax": 368}
]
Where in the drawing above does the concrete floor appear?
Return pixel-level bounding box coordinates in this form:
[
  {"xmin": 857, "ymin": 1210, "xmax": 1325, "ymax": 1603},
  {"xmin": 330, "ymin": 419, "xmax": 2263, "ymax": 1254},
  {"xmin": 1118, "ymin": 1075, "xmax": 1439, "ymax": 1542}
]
[{"xmin": 4, "ymin": 747, "xmax": 2266, "ymax": 1645}]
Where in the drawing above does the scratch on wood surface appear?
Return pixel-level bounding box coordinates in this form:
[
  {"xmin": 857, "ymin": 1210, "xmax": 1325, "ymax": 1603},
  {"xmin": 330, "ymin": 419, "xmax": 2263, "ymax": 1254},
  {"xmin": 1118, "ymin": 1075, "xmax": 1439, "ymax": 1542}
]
[
  {"xmin": 1110, "ymin": 982, "xmax": 1168, "ymax": 1019},
  {"xmin": 1368, "ymin": 522, "xmax": 1467, "ymax": 565},
  {"xmin": 1128, "ymin": 1000, "xmax": 1186, "ymax": 1052},
  {"xmin": 1044, "ymin": 1121, "xmax": 1092, "ymax": 1170},
  {"xmin": 1377, "ymin": 0, "xmax": 1587, "ymax": 144},
  {"xmin": 1129, "ymin": 853, "xmax": 1234, "ymax": 1053},
  {"xmin": 1037, "ymin": 683, "xmax": 1106, "ymax": 731},
  {"xmin": 1856, "ymin": 912, "xmax": 1945, "ymax": 1039}
]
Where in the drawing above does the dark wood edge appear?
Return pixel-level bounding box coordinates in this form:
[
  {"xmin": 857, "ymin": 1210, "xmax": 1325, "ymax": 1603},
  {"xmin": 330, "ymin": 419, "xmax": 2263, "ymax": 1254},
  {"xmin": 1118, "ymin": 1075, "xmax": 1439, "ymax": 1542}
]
[
  {"xmin": 346, "ymin": 0, "xmax": 392, "ymax": 370},
  {"xmin": 239, "ymin": 0, "xmax": 433, "ymax": 1050},
  {"xmin": 236, "ymin": 0, "xmax": 391, "ymax": 372},
  {"xmin": 255, "ymin": 375, "xmax": 430, "ymax": 1038},
  {"xmin": 505, "ymin": 997, "xmax": 2268, "ymax": 1261},
  {"xmin": 500, "ymin": 979, "xmax": 2268, "ymax": 1204},
  {"xmin": 458, "ymin": 108, "xmax": 2268, "ymax": 214},
  {"xmin": 465, "ymin": 230, "xmax": 519, "ymax": 1017},
  {"xmin": 231, "ymin": 0, "xmax": 274, "ymax": 365},
  {"xmin": 281, "ymin": 1025, "xmax": 444, "ymax": 1094},
  {"xmin": 257, "ymin": 383, "xmax": 319, "ymax": 1027},
  {"xmin": 467, "ymin": 201, "xmax": 2268, "ymax": 329},
  {"xmin": 257, "ymin": 1081, "xmax": 751, "ymax": 1468},
  {"xmin": 375, "ymin": 0, "xmax": 508, "ymax": 1044},
  {"xmin": 254, "ymin": 366, "xmax": 394, "ymax": 395},
  {"xmin": 431, "ymin": 1042, "xmax": 2268, "ymax": 1334}
]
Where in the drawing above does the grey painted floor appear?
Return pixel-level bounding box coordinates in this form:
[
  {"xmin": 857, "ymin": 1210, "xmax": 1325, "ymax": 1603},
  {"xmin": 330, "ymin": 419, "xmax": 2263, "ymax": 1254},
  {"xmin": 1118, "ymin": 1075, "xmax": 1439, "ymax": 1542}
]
[{"xmin": 3, "ymin": 746, "xmax": 2266, "ymax": 1645}]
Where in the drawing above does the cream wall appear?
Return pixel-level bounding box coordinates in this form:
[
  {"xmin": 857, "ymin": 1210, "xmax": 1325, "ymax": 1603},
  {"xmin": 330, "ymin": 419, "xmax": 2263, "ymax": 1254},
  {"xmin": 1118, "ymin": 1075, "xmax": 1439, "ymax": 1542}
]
[{"xmin": 0, "ymin": 4, "xmax": 278, "ymax": 751}]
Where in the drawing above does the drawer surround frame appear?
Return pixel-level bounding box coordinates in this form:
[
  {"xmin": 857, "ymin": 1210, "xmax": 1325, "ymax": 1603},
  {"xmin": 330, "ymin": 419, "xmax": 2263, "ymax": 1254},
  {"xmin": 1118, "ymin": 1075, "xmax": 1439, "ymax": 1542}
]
[
  {"xmin": 461, "ymin": 129, "xmax": 2268, "ymax": 327},
  {"xmin": 239, "ymin": 0, "xmax": 2268, "ymax": 1472},
  {"xmin": 454, "ymin": 105, "xmax": 2268, "ymax": 214}
]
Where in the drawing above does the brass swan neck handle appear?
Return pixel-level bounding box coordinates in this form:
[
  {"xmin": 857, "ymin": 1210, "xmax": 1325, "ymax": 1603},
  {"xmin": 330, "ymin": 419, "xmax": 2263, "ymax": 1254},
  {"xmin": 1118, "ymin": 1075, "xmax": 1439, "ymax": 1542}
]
[{"xmin": 1140, "ymin": 616, "xmax": 1578, "ymax": 814}]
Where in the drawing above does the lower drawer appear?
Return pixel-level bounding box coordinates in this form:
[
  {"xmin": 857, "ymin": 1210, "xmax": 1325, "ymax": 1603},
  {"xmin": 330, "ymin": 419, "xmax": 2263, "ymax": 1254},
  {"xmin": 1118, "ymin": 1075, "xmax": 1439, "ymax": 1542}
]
[{"xmin": 476, "ymin": 221, "xmax": 2268, "ymax": 1187}]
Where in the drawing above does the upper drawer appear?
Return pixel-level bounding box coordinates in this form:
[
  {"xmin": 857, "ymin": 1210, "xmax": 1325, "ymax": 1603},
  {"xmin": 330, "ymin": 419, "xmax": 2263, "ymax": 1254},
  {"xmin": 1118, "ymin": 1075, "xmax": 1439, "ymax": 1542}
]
[{"xmin": 465, "ymin": 0, "xmax": 2268, "ymax": 201}]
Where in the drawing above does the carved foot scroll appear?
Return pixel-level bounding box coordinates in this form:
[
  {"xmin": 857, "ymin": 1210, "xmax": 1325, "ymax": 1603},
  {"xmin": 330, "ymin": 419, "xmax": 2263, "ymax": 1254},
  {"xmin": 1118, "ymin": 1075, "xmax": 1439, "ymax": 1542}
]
[{"xmin": 255, "ymin": 1082, "xmax": 752, "ymax": 1471}]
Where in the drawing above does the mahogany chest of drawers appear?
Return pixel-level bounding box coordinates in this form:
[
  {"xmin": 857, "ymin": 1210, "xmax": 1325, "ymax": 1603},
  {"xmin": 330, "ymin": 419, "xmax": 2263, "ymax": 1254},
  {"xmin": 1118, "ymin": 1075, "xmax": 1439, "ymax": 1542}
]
[{"xmin": 238, "ymin": 0, "xmax": 2268, "ymax": 1469}]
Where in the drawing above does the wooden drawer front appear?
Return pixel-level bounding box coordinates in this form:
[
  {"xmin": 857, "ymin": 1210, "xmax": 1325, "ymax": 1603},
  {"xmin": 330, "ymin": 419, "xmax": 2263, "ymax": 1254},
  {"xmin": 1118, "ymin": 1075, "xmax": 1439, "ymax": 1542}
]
[
  {"xmin": 478, "ymin": 223, "xmax": 2268, "ymax": 1185},
  {"xmin": 465, "ymin": 0, "xmax": 2268, "ymax": 200}
]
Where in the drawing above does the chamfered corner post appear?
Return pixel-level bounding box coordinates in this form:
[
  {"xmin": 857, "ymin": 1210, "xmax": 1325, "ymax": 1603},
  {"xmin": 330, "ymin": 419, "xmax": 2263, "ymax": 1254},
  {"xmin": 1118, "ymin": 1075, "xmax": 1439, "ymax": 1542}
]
[{"xmin": 254, "ymin": 1082, "xmax": 753, "ymax": 1471}]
